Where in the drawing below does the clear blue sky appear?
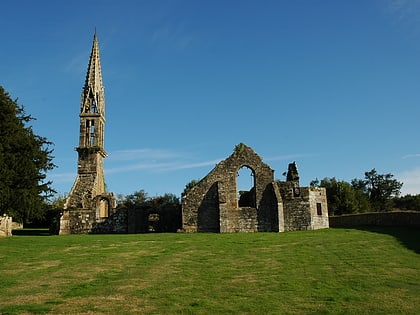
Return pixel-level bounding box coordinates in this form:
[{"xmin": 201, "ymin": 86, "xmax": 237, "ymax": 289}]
[{"xmin": 2, "ymin": 0, "xmax": 420, "ymax": 198}]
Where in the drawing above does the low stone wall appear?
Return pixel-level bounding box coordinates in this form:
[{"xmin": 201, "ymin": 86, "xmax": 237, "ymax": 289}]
[
  {"xmin": 0, "ymin": 215, "xmax": 13, "ymax": 237},
  {"xmin": 59, "ymin": 208, "xmax": 128, "ymax": 234},
  {"xmin": 329, "ymin": 212, "xmax": 420, "ymax": 228}
]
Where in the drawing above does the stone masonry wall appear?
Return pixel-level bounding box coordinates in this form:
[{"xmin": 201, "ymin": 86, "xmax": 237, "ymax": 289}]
[
  {"xmin": 277, "ymin": 181, "xmax": 310, "ymax": 231},
  {"xmin": 329, "ymin": 211, "xmax": 420, "ymax": 228},
  {"xmin": 276, "ymin": 183, "xmax": 329, "ymax": 231},
  {"xmin": 182, "ymin": 144, "xmax": 276, "ymax": 232},
  {"xmin": 308, "ymin": 187, "xmax": 329, "ymax": 229},
  {"xmin": 66, "ymin": 152, "xmax": 105, "ymax": 209},
  {"xmin": 0, "ymin": 215, "xmax": 13, "ymax": 237},
  {"xmin": 59, "ymin": 208, "xmax": 128, "ymax": 234}
]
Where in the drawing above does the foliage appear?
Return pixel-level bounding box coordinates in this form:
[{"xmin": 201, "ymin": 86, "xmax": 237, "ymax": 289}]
[
  {"xmin": 234, "ymin": 142, "xmax": 247, "ymax": 154},
  {"xmin": 0, "ymin": 86, "xmax": 56, "ymax": 224},
  {"xmin": 118, "ymin": 190, "xmax": 149, "ymax": 208},
  {"xmin": 117, "ymin": 190, "xmax": 181, "ymax": 232},
  {"xmin": 0, "ymin": 229, "xmax": 419, "ymax": 314},
  {"xmin": 182, "ymin": 179, "xmax": 200, "ymax": 196},
  {"xmin": 317, "ymin": 177, "xmax": 370, "ymax": 215},
  {"xmin": 361, "ymin": 169, "xmax": 403, "ymax": 211},
  {"xmin": 394, "ymin": 194, "xmax": 420, "ymax": 211},
  {"xmin": 315, "ymin": 169, "xmax": 402, "ymax": 215}
]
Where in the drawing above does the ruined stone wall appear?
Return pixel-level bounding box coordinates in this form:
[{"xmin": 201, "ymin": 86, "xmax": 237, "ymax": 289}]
[
  {"xmin": 0, "ymin": 215, "xmax": 13, "ymax": 237},
  {"xmin": 308, "ymin": 187, "xmax": 329, "ymax": 229},
  {"xmin": 182, "ymin": 144, "xmax": 276, "ymax": 232},
  {"xmin": 329, "ymin": 211, "xmax": 420, "ymax": 228},
  {"xmin": 60, "ymin": 205, "xmax": 184, "ymax": 234},
  {"xmin": 276, "ymin": 181, "xmax": 309, "ymax": 230},
  {"xmin": 59, "ymin": 208, "xmax": 127, "ymax": 234},
  {"xmin": 183, "ymin": 179, "xmax": 221, "ymax": 232},
  {"xmin": 220, "ymin": 206, "xmax": 258, "ymax": 233},
  {"xmin": 65, "ymin": 152, "xmax": 105, "ymax": 209},
  {"xmin": 258, "ymin": 182, "xmax": 284, "ymax": 232},
  {"xmin": 276, "ymin": 183, "xmax": 328, "ymax": 231}
]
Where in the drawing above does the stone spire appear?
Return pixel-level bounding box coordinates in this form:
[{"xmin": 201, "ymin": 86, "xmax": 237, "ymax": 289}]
[
  {"xmin": 78, "ymin": 33, "xmax": 106, "ymax": 156},
  {"xmin": 81, "ymin": 33, "xmax": 105, "ymax": 117},
  {"xmin": 63, "ymin": 33, "xmax": 115, "ymax": 217}
]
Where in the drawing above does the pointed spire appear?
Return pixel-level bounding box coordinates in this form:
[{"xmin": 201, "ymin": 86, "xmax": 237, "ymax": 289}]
[
  {"xmin": 84, "ymin": 32, "xmax": 103, "ymax": 92},
  {"xmin": 81, "ymin": 32, "xmax": 105, "ymax": 115}
]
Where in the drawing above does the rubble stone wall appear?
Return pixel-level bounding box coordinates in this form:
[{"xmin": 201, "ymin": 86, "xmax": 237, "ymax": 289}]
[
  {"xmin": 329, "ymin": 212, "xmax": 420, "ymax": 228},
  {"xmin": 182, "ymin": 144, "xmax": 276, "ymax": 232},
  {"xmin": 59, "ymin": 208, "xmax": 127, "ymax": 234},
  {"xmin": 182, "ymin": 144, "xmax": 329, "ymax": 233},
  {"xmin": 0, "ymin": 215, "xmax": 13, "ymax": 237}
]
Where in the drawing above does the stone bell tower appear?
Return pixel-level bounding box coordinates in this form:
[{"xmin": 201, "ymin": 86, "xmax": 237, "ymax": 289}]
[{"xmin": 63, "ymin": 33, "xmax": 115, "ymax": 223}]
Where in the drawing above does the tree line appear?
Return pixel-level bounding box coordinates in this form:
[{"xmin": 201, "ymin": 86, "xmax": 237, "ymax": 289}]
[
  {"xmin": 0, "ymin": 85, "xmax": 419, "ymax": 228},
  {"xmin": 310, "ymin": 169, "xmax": 418, "ymax": 215}
]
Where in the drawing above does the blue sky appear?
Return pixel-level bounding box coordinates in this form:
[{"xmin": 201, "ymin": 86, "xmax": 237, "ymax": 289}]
[{"xmin": 1, "ymin": 0, "xmax": 420, "ymax": 198}]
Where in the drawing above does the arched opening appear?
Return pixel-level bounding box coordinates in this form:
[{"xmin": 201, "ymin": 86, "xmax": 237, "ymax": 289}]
[
  {"xmin": 237, "ymin": 166, "xmax": 256, "ymax": 208},
  {"xmin": 98, "ymin": 198, "xmax": 109, "ymax": 218}
]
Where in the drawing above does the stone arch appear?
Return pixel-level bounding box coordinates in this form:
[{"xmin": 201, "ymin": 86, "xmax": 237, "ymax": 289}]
[
  {"xmin": 94, "ymin": 195, "xmax": 111, "ymax": 218},
  {"xmin": 237, "ymin": 165, "xmax": 256, "ymax": 208}
]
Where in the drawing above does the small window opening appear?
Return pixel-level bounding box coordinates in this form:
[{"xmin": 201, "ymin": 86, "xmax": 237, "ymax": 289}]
[
  {"xmin": 316, "ymin": 203, "xmax": 322, "ymax": 215},
  {"xmin": 91, "ymin": 99, "xmax": 97, "ymax": 113},
  {"xmin": 89, "ymin": 121, "xmax": 95, "ymax": 146}
]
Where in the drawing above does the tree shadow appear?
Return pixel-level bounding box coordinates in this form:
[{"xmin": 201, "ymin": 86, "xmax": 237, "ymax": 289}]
[
  {"xmin": 12, "ymin": 229, "xmax": 51, "ymax": 236},
  {"xmin": 353, "ymin": 226, "xmax": 420, "ymax": 254}
]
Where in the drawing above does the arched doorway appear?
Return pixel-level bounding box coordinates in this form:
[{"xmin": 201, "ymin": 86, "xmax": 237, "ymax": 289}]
[
  {"xmin": 237, "ymin": 166, "xmax": 256, "ymax": 208},
  {"xmin": 98, "ymin": 198, "xmax": 109, "ymax": 218}
]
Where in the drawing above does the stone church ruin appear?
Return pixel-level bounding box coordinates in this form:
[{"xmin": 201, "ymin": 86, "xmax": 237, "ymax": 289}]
[
  {"xmin": 58, "ymin": 34, "xmax": 328, "ymax": 234},
  {"xmin": 182, "ymin": 143, "xmax": 329, "ymax": 232}
]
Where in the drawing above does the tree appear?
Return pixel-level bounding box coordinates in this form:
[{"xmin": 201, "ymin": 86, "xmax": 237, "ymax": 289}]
[
  {"xmin": 0, "ymin": 86, "xmax": 56, "ymax": 223},
  {"xmin": 118, "ymin": 190, "xmax": 149, "ymax": 208},
  {"xmin": 117, "ymin": 190, "xmax": 181, "ymax": 232},
  {"xmin": 394, "ymin": 194, "xmax": 420, "ymax": 211},
  {"xmin": 318, "ymin": 177, "xmax": 370, "ymax": 215},
  {"xmin": 360, "ymin": 169, "xmax": 403, "ymax": 211},
  {"xmin": 182, "ymin": 179, "xmax": 200, "ymax": 197}
]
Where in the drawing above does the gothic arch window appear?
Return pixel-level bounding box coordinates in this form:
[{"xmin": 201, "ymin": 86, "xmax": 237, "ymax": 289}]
[{"xmin": 237, "ymin": 165, "xmax": 256, "ymax": 208}]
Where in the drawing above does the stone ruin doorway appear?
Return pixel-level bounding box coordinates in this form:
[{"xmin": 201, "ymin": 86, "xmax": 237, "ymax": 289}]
[
  {"xmin": 97, "ymin": 197, "xmax": 110, "ymax": 218},
  {"xmin": 237, "ymin": 165, "xmax": 256, "ymax": 208}
]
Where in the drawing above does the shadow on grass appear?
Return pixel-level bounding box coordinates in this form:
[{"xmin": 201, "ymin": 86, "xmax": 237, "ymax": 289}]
[
  {"xmin": 12, "ymin": 229, "xmax": 51, "ymax": 236},
  {"xmin": 353, "ymin": 226, "xmax": 420, "ymax": 254}
]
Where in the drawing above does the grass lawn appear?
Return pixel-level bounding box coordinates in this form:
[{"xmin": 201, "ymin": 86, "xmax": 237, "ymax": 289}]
[{"xmin": 0, "ymin": 227, "xmax": 419, "ymax": 314}]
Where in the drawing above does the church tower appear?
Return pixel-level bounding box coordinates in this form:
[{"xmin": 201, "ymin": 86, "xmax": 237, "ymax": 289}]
[{"xmin": 64, "ymin": 33, "xmax": 115, "ymax": 220}]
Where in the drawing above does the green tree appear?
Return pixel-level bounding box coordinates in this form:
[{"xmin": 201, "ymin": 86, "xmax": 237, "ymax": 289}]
[
  {"xmin": 118, "ymin": 190, "xmax": 149, "ymax": 208},
  {"xmin": 393, "ymin": 194, "xmax": 420, "ymax": 211},
  {"xmin": 149, "ymin": 193, "xmax": 180, "ymax": 208},
  {"xmin": 359, "ymin": 169, "xmax": 403, "ymax": 211},
  {"xmin": 318, "ymin": 177, "xmax": 370, "ymax": 215},
  {"xmin": 117, "ymin": 190, "xmax": 181, "ymax": 232},
  {"xmin": 182, "ymin": 179, "xmax": 200, "ymax": 197},
  {"xmin": 0, "ymin": 86, "xmax": 56, "ymax": 223}
]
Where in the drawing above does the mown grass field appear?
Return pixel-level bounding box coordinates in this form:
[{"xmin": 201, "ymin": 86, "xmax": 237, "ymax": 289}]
[{"xmin": 0, "ymin": 228, "xmax": 419, "ymax": 315}]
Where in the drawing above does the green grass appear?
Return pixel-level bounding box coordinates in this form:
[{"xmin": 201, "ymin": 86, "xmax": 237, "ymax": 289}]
[{"xmin": 0, "ymin": 228, "xmax": 419, "ymax": 314}]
